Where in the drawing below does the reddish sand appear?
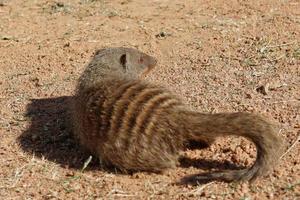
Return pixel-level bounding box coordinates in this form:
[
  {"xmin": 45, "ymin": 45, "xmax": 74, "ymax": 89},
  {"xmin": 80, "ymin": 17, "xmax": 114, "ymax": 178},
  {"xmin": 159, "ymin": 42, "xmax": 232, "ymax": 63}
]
[{"xmin": 0, "ymin": 0, "xmax": 299, "ymax": 199}]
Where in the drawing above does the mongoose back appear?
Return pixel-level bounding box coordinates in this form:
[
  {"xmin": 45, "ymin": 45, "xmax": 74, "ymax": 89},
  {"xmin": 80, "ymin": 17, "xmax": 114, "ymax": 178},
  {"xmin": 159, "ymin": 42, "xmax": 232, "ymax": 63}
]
[{"xmin": 71, "ymin": 47, "xmax": 284, "ymax": 182}]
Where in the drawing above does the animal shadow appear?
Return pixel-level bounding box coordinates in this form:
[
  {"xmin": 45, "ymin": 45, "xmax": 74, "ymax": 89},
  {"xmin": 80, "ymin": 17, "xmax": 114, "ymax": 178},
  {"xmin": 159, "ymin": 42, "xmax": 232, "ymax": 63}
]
[
  {"xmin": 18, "ymin": 96, "xmax": 98, "ymax": 170},
  {"xmin": 178, "ymin": 157, "xmax": 245, "ymax": 185}
]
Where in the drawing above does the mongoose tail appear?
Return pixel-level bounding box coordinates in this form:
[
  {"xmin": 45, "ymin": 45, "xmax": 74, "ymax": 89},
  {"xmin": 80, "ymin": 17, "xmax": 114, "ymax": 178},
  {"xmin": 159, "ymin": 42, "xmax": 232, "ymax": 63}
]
[{"xmin": 179, "ymin": 111, "xmax": 284, "ymax": 182}]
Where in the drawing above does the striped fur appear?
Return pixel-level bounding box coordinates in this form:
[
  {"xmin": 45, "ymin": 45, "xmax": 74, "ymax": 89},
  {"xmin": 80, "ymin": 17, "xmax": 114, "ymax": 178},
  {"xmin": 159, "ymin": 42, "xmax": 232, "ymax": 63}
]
[{"xmin": 73, "ymin": 78, "xmax": 184, "ymax": 171}]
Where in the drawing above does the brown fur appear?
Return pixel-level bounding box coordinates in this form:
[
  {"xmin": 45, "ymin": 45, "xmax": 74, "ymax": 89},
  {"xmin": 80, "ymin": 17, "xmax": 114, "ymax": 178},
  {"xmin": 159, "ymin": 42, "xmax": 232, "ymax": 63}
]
[{"xmin": 71, "ymin": 47, "xmax": 284, "ymax": 182}]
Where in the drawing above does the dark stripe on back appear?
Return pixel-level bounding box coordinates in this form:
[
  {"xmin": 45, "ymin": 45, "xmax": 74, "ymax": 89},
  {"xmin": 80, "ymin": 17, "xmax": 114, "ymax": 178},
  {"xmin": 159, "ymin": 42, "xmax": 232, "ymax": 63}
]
[
  {"xmin": 107, "ymin": 82, "xmax": 148, "ymax": 142},
  {"xmin": 120, "ymin": 88, "xmax": 166, "ymax": 151},
  {"xmin": 86, "ymin": 90, "xmax": 106, "ymax": 137},
  {"xmin": 100, "ymin": 80, "xmax": 139, "ymax": 138},
  {"xmin": 132, "ymin": 95, "xmax": 181, "ymax": 155},
  {"xmin": 80, "ymin": 88, "xmax": 100, "ymax": 134},
  {"xmin": 143, "ymin": 97, "xmax": 182, "ymax": 149}
]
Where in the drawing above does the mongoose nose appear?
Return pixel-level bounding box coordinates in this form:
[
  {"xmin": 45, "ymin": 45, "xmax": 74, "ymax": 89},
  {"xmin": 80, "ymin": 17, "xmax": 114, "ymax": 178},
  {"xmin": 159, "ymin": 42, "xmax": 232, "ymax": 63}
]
[{"xmin": 149, "ymin": 56, "xmax": 157, "ymax": 69}]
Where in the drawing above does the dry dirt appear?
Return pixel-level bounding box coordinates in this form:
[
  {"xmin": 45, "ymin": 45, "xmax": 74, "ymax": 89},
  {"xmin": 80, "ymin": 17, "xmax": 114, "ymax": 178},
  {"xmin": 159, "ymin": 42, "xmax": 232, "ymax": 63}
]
[{"xmin": 0, "ymin": 0, "xmax": 299, "ymax": 199}]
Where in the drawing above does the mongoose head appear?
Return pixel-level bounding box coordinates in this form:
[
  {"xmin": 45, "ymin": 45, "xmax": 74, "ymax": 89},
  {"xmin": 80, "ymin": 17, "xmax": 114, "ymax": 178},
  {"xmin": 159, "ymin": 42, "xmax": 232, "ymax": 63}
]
[{"xmin": 92, "ymin": 47, "xmax": 157, "ymax": 78}]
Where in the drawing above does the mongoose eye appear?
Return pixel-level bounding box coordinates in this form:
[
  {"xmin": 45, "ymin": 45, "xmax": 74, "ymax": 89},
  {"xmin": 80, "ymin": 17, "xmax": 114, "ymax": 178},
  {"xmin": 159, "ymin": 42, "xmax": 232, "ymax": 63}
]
[
  {"xmin": 120, "ymin": 54, "xmax": 127, "ymax": 69},
  {"xmin": 138, "ymin": 57, "xmax": 144, "ymax": 63}
]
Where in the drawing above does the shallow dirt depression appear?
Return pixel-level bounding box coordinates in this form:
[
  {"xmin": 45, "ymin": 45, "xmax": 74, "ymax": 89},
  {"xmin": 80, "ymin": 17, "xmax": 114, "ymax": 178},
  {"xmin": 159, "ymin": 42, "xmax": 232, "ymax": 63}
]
[{"xmin": 0, "ymin": 0, "xmax": 299, "ymax": 199}]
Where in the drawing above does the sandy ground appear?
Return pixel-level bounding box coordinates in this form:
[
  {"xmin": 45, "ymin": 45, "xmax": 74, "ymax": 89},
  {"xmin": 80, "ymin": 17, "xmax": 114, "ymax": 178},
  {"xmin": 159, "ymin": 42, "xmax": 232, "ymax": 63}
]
[{"xmin": 0, "ymin": 0, "xmax": 299, "ymax": 199}]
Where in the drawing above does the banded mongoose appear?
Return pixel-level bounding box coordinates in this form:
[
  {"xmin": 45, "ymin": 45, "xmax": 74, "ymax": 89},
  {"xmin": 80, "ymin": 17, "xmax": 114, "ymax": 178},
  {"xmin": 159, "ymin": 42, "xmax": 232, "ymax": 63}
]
[{"xmin": 71, "ymin": 47, "xmax": 284, "ymax": 182}]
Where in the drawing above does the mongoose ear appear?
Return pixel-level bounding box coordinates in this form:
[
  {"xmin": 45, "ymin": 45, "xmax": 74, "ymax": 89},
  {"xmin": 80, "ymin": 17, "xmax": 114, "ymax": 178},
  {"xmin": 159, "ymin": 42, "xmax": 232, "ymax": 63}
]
[{"xmin": 120, "ymin": 54, "xmax": 127, "ymax": 69}]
